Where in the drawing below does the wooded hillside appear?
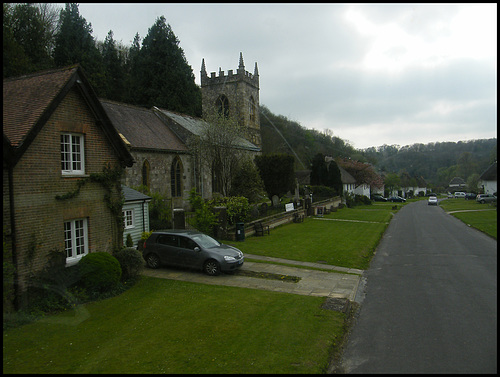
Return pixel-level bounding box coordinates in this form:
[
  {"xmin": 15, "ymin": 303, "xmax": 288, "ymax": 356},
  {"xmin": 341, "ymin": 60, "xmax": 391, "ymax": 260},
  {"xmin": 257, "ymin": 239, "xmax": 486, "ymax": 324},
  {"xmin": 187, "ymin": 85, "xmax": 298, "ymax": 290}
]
[{"xmin": 260, "ymin": 104, "xmax": 496, "ymax": 189}]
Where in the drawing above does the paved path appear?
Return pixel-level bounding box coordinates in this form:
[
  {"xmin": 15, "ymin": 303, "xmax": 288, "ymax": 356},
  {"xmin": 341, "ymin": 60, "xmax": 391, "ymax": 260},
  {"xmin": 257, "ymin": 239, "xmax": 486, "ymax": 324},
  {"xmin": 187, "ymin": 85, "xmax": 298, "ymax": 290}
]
[{"xmin": 142, "ymin": 253, "xmax": 363, "ymax": 300}]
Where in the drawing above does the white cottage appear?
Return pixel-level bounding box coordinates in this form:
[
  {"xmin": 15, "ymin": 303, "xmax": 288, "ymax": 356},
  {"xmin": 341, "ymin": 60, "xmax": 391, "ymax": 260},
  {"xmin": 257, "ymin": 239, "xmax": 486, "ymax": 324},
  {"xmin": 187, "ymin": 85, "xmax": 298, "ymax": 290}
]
[
  {"xmin": 122, "ymin": 186, "xmax": 151, "ymax": 248},
  {"xmin": 479, "ymin": 162, "xmax": 497, "ymax": 195}
]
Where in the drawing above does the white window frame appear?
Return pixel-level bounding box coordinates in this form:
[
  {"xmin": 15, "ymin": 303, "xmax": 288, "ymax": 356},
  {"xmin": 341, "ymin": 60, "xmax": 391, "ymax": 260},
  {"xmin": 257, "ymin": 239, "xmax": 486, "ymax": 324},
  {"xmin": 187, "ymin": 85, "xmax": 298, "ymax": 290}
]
[
  {"xmin": 61, "ymin": 133, "xmax": 85, "ymax": 175},
  {"xmin": 65, "ymin": 218, "xmax": 89, "ymax": 265},
  {"xmin": 123, "ymin": 209, "xmax": 135, "ymax": 229}
]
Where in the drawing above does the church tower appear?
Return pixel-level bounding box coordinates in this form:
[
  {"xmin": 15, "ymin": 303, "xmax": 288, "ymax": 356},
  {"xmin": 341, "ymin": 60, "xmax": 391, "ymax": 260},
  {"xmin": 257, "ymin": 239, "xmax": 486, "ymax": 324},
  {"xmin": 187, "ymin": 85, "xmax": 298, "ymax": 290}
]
[{"xmin": 200, "ymin": 52, "xmax": 261, "ymax": 148}]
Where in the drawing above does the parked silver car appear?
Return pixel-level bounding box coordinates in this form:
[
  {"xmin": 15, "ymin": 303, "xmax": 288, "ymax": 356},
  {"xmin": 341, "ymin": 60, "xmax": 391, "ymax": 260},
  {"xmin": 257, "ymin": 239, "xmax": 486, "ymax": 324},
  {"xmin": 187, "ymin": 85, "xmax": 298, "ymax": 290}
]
[
  {"xmin": 476, "ymin": 194, "xmax": 497, "ymax": 204},
  {"xmin": 143, "ymin": 230, "xmax": 244, "ymax": 275}
]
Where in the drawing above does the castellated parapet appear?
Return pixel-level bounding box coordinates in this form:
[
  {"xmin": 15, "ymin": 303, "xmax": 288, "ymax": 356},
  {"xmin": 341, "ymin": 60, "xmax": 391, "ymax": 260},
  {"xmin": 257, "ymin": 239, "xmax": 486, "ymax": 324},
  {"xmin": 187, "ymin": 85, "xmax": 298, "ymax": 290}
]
[
  {"xmin": 200, "ymin": 52, "xmax": 259, "ymax": 89},
  {"xmin": 200, "ymin": 52, "xmax": 261, "ymax": 147}
]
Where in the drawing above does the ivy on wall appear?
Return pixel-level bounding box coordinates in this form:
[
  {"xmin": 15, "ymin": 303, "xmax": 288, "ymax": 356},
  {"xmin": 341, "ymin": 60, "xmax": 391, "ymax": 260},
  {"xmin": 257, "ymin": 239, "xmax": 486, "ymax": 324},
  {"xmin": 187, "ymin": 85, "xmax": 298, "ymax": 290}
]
[{"xmin": 55, "ymin": 164, "xmax": 125, "ymax": 247}]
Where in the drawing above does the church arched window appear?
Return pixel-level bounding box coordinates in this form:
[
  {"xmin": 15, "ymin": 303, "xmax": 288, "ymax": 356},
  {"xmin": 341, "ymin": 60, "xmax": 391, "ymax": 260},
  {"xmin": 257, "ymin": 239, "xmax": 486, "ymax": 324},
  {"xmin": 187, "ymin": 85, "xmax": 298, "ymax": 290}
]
[
  {"xmin": 249, "ymin": 96, "xmax": 256, "ymax": 122},
  {"xmin": 142, "ymin": 160, "xmax": 150, "ymax": 188},
  {"xmin": 171, "ymin": 157, "xmax": 182, "ymax": 197},
  {"xmin": 216, "ymin": 95, "xmax": 229, "ymax": 118}
]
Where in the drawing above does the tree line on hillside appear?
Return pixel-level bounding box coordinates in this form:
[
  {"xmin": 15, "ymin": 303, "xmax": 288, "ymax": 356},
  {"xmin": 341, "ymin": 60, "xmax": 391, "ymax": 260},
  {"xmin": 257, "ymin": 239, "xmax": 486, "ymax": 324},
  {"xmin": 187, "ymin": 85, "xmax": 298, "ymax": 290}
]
[
  {"xmin": 3, "ymin": 3, "xmax": 201, "ymax": 116},
  {"xmin": 260, "ymin": 105, "xmax": 359, "ymax": 170},
  {"xmin": 260, "ymin": 103, "xmax": 496, "ymax": 191},
  {"xmin": 361, "ymin": 140, "xmax": 497, "ymax": 189}
]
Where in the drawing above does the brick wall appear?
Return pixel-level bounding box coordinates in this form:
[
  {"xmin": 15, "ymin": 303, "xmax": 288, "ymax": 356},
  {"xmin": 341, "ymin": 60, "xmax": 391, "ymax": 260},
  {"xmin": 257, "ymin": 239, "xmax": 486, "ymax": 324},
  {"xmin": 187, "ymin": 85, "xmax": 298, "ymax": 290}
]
[{"xmin": 11, "ymin": 88, "xmax": 124, "ymax": 299}]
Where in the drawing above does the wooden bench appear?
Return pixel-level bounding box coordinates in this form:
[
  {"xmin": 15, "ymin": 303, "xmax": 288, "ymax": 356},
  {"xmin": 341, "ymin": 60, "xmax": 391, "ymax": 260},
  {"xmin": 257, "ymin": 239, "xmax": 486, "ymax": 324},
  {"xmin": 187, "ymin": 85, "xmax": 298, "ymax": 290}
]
[{"xmin": 254, "ymin": 221, "xmax": 270, "ymax": 236}]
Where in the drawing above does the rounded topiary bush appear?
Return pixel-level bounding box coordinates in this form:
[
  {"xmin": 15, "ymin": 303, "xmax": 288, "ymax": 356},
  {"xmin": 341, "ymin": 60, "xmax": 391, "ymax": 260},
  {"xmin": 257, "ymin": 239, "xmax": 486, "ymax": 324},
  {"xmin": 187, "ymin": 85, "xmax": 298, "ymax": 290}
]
[
  {"xmin": 77, "ymin": 252, "xmax": 122, "ymax": 294},
  {"xmin": 114, "ymin": 247, "xmax": 144, "ymax": 281}
]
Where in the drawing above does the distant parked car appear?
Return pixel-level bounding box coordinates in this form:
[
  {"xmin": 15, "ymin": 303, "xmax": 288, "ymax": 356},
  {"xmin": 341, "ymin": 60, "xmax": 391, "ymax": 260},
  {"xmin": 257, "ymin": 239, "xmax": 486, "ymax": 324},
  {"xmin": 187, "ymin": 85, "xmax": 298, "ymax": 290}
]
[
  {"xmin": 142, "ymin": 229, "xmax": 244, "ymax": 275},
  {"xmin": 428, "ymin": 196, "xmax": 438, "ymax": 205},
  {"xmin": 447, "ymin": 192, "xmax": 454, "ymax": 198},
  {"xmin": 464, "ymin": 193, "xmax": 477, "ymax": 200},
  {"xmin": 454, "ymin": 192, "xmax": 466, "ymax": 198},
  {"xmin": 388, "ymin": 196, "xmax": 406, "ymax": 202},
  {"xmin": 372, "ymin": 195, "xmax": 387, "ymax": 202},
  {"xmin": 476, "ymin": 194, "xmax": 497, "ymax": 204}
]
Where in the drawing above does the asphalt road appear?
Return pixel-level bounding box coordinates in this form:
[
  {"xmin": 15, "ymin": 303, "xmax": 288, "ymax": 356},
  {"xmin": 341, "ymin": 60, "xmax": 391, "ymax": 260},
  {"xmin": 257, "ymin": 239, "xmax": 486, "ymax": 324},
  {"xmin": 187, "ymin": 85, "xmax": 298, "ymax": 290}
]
[{"xmin": 338, "ymin": 199, "xmax": 497, "ymax": 373}]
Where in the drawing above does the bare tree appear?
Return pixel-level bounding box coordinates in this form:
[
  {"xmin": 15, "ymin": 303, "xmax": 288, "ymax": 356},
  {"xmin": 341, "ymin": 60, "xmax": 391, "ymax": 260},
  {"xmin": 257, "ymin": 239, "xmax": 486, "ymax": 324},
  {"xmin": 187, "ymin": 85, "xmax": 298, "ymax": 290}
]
[
  {"xmin": 36, "ymin": 3, "xmax": 60, "ymax": 55},
  {"xmin": 188, "ymin": 110, "xmax": 249, "ymax": 197}
]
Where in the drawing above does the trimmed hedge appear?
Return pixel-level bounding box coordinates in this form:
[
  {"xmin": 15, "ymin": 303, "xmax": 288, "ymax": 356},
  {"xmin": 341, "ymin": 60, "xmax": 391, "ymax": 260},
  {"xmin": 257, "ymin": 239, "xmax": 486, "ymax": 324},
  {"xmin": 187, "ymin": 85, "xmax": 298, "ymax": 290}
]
[{"xmin": 77, "ymin": 252, "xmax": 121, "ymax": 294}]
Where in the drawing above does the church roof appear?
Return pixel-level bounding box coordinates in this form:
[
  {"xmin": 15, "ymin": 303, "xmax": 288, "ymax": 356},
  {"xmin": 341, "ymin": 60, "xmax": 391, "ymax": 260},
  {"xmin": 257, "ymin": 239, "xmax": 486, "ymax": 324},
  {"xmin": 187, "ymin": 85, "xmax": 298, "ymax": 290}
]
[
  {"xmin": 154, "ymin": 107, "xmax": 260, "ymax": 152},
  {"xmin": 100, "ymin": 100, "xmax": 188, "ymax": 153}
]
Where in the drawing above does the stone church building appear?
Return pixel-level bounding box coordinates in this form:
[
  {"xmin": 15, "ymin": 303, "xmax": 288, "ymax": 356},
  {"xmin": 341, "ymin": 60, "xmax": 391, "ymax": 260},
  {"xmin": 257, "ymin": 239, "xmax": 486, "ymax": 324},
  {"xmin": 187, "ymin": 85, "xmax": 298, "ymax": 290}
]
[{"xmin": 103, "ymin": 53, "xmax": 261, "ymax": 210}]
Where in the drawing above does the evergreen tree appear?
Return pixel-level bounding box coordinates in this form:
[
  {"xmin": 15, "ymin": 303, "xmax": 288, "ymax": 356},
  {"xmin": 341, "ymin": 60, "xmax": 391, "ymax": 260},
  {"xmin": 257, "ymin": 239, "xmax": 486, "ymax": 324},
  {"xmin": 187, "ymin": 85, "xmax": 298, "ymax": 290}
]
[
  {"xmin": 230, "ymin": 157, "xmax": 266, "ymax": 203},
  {"xmin": 130, "ymin": 16, "xmax": 201, "ymax": 115},
  {"xmin": 123, "ymin": 33, "xmax": 142, "ymax": 104},
  {"xmin": 255, "ymin": 154, "xmax": 295, "ymax": 201},
  {"xmin": 325, "ymin": 159, "xmax": 342, "ymax": 194},
  {"xmin": 310, "ymin": 153, "xmax": 328, "ymax": 186},
  {"xmin": 101, "ymin": 31, "xmax": 125, "ymax": 101},
  {"xmin": 310, "ymin": 153, "xmax": 342, "ymax": 195},
  {"xmin": 53, "ymin": 3, "xmax": 104, "ymax": 94}
]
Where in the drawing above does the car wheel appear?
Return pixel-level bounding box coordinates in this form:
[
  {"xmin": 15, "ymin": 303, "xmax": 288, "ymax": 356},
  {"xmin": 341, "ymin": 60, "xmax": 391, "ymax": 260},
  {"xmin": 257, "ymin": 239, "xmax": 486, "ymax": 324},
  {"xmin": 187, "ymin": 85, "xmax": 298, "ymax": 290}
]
[
  {"xmin": 146, "ymin": 253, "xmax": 161, "ymax": 269},
  {"xmin": 480, "ymin": 200, "xmax": 485, "ymax": 204},
  {"xmin": 203, "ymin": 259, "xmax": 221, "ymax": 276}
]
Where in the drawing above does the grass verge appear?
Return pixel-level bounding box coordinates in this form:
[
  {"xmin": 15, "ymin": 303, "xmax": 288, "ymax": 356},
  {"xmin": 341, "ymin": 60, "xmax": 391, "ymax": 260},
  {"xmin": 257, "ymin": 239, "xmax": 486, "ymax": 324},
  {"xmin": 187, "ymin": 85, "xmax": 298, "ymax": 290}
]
[
  {"xmin": 3, "ymin": 276, "xmax": 345, "ymax": 374},
  {"xmin": 438, "ymin": 198, "xmax": 497, "ymax": 239}
]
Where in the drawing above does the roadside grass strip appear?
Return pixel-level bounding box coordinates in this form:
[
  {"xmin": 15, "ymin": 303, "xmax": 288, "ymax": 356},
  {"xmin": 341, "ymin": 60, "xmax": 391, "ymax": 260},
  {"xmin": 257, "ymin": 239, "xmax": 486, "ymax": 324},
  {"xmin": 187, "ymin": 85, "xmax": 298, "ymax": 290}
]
[
  {"xmin": 446, "ymin": 209, "xmax": 496, "ymax": 214},
  {"xmin": 313, "ymin": 217, "xmax": 389, "ymax": 224},
  {"xmin": 439, "ymin": 199, "xmax": 497, "ymax": 239}
]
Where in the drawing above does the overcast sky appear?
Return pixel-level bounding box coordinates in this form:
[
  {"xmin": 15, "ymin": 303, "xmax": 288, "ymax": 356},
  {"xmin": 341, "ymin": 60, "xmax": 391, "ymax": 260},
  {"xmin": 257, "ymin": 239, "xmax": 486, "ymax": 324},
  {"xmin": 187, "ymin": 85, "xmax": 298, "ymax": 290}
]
[{"xmin": 75, "ymin": 3, "xmax": 497, "ymax": 150}]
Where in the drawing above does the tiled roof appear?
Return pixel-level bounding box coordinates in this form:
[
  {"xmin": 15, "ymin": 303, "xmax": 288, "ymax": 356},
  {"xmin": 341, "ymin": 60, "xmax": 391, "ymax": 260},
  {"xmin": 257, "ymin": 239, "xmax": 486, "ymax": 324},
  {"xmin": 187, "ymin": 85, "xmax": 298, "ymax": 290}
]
[
  {"xmin": 449, "ymin": 176, "xmax": 465, "ymax": 185},
  {"xmin": 338, "ymin": 166, "xmax": 356, "ymax": 184},
  {"xmin": 480, "ymin": 161, "xmax": 497, "ymax": 181},
  {"xmin": 3, "ymin": 66, "xmax": 78, "ymax": 147},
  {"xmin": 100, "ymin": 100, "xmax": 188, "ymax": 152},
  {"xmin": 122, "ymin": 185, "xmax": 151, "ymax": 202}
]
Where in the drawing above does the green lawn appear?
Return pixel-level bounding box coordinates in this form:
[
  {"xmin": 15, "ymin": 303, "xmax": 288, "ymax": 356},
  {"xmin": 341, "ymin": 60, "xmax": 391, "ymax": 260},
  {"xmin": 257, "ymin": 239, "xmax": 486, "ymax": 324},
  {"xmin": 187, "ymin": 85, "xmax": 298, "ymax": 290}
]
[
  {"xmin": 438, "ymin": 197, "xmax": 487, "ymax": 212},
  {"xmin": 0, "ymin": 203, "xmax": 413, "ymax": 374},
  {"xmin": 227, "ymin": 206, "xmax": 392, "ymax": 270},
  {"xmin": 3, "ymin": 277, "xmax": 345, "ymax": 374},
  {"xmin": 438, "ymin": 198, "xmax": 497, "ymax": 239}
]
